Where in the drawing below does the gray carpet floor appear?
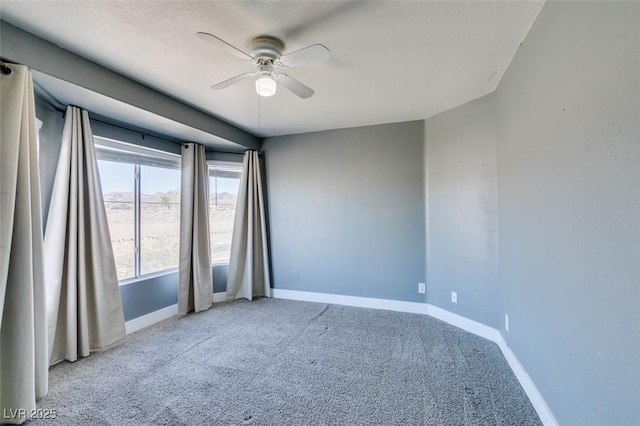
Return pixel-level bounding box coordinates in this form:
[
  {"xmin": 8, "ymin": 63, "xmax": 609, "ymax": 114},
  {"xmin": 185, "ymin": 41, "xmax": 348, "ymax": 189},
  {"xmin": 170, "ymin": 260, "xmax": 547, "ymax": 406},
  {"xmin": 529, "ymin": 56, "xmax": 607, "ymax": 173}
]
[{"xmin": 28, "ymin": 298, "xmax": 541, "ymax": 425}]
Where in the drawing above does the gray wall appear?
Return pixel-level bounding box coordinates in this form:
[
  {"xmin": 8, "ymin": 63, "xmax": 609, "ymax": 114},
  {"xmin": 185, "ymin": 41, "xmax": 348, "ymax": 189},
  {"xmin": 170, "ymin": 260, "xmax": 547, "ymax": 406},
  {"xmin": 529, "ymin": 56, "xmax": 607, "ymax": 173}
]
[
  {"xmin": 263, "ymin": 121, "xmax": 426, "ymax": 302},
  {"xmin": 213, "ymin": 265, "xmax": 229, "ymax": 294},
  {"xmin": 120, "ymin": 272, "xmax": 178, "ymax": 321},
  {"xmin": 421, "ymin": 2, "xmax": 639, "ymax": 423},
  {"xmin": 493, "ymin": 2, "xmax": 640, "ymax": 424},
  {"xmin": 424, "ymin": 95, "xmax": 499, "ymax": 328}
]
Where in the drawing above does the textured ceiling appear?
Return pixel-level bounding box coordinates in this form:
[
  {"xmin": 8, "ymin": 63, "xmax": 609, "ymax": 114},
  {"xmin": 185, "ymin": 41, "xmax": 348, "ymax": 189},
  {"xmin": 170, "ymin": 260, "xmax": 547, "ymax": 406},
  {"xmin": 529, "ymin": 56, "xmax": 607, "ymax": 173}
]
[{"xmin": 1, "ymin": 1, "xmax": 543, "ymax": 138}]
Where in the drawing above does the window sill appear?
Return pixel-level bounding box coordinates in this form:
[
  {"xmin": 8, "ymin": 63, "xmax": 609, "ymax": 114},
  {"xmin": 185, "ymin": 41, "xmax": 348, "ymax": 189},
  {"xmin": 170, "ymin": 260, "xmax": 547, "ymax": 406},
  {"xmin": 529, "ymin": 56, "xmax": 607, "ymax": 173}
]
[
  {"xmin": 118, "ymin": 264, "xmax": 229, "ymax": 286},
  {"xmin": 119, "ymin": 267, "xmax": 179, "ymax": 286}
]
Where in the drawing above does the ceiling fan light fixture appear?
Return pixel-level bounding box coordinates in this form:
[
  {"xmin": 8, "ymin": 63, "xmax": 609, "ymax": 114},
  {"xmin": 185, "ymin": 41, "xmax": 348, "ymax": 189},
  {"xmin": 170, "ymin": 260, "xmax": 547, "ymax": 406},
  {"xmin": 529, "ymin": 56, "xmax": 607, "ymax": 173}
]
[{"xmin": 255, "ymin": 72, "xmax": 277, "ymax": 97}]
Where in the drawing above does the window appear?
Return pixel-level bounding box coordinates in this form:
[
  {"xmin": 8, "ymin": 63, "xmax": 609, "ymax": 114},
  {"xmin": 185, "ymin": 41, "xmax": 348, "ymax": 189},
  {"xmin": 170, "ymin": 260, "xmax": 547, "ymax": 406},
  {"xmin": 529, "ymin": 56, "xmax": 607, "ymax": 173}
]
[
  {"xmin": 209, "ymin": 162, "xmax": 242, "ymax": 264},
  {"xmin": 35, "ymin": 118, "xmax": 43, "ymax": 154},
  {"xmin": 96, "ymin": 137, "xmax": 181, "ymax": 281}
]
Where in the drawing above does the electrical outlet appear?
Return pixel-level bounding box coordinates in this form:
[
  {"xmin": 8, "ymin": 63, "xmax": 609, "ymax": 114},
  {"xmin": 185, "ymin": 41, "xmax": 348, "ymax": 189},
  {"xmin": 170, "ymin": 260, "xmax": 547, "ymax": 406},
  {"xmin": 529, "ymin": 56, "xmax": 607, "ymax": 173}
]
[
  {"xmin": 418, "ymin": 283, "xmax": 426, "ymax": 294},
  {"xmin": 451, "ymin": 291, "xmax": 457, "ymax": 303},
  {"xmin": 505, "ymin": 314, "xmax": 510, "ymax": 332}
]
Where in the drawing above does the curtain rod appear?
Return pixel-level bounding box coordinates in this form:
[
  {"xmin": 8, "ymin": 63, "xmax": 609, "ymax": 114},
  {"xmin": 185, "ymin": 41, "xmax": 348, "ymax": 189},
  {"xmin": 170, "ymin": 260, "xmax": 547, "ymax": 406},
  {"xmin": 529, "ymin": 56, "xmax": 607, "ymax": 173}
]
[
  {"xmin": 90, "ymin": 116, "xmax": 182, "ymax": 145},
  {"xmin": 34, "ymin": 90, "xmax": 65, "ymax": 114},
  {"xmin": 89, "ymin": 117, "xmax": 251, "ymax": 155}
]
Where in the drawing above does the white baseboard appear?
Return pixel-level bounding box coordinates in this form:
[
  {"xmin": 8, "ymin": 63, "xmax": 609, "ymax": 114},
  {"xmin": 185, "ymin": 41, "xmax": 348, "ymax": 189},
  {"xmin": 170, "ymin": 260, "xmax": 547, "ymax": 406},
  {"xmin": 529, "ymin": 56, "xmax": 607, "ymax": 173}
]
[
  {"xmin": 426, "ymin": 303, "xmax": 503, "ymax": 343},
  {"xmin": 125, "ymin": 292, "xmax": 226, "ymax": 335},
  {"xmin": 271, "ymin": 288, "xmax": 557, "ymax": 426},
  {"xmin": 496, "ymin": 338, "xmax": 558, "ymax": 426},
  {"xmin": 271, "ymin": 288, "xmax": 430, "ymax": 315},
  {"xmin": 125, "ymin": 304, "xmax": 178, "ymax": 335}
]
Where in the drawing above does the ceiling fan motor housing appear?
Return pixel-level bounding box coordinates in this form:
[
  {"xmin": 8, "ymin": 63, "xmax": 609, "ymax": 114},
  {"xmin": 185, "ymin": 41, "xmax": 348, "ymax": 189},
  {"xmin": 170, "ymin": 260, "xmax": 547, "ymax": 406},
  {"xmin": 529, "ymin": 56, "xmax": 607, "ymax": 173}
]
[{"xmin": 250, "ymin": 36, "xmax": 284, "ymax": 62}]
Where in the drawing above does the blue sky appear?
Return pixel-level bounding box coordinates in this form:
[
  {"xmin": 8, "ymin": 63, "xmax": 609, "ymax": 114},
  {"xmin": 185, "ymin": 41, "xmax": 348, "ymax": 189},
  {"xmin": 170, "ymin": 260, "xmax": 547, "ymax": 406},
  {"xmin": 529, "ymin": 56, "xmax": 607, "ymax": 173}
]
[{"xmin": 97, "ymin": 161, "xmax": 239, "ymax": 194}]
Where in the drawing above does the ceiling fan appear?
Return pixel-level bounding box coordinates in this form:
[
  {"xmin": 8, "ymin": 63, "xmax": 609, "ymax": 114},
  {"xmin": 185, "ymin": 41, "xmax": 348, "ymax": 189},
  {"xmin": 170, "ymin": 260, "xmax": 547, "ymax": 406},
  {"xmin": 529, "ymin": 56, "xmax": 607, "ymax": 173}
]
[{"xmin": 196, "ymin": 32, "xmax": 330, "ymax": 99}]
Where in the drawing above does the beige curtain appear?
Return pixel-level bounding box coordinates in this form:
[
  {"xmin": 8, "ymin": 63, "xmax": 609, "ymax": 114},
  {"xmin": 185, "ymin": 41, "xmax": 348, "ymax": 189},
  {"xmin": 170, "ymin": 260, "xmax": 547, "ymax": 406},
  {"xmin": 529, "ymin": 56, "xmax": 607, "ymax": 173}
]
[
  {"xmin": 0, "ymin": 64, "xmax": 48, "ymax": 424},
  {"xmin": 227, "ymin": 150, "xmax": 271, "ymax": 300},
  {"xmin": 44, "ymin": 106, "xmax": 126, "ymax": 364},
  {"xmin": 178, "ymin": 143, "xmax": 213, "ymax": 316}
]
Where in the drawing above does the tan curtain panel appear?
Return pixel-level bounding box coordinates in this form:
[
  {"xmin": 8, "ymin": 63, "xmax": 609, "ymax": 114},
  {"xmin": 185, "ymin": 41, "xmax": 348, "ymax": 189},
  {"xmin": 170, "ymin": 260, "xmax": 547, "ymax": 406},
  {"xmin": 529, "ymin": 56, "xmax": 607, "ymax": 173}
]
[
  {"xmin": 43, "ymin": 106, "xmax": 126, "ymax": 364},
  {"xmin": 178, "ymin": 143, "xmax": 213, "ymax": 316},
  {"xmin": 0, "ymin": 64, "xmax": 48, "ymax": 424},
  {"xmin": 227, "ymin": 150, "xmax": 271, "ymax": 301}
]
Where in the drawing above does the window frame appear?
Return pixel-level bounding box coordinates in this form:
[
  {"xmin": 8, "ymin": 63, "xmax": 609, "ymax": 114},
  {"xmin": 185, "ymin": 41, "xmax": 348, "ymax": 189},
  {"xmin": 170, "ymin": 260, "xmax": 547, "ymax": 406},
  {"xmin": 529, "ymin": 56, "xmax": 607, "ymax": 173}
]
[{"xmin": 95, "ymin": 136, "xmax": 181, "ymax": 284}]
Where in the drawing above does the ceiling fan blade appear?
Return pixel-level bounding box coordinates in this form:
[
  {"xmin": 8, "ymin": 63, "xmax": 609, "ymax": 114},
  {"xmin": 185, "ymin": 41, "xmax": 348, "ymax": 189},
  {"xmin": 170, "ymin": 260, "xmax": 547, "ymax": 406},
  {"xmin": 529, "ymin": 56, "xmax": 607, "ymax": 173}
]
[
  {"xmin": 278, "ymin": 74, "xmax": 315, "ymax": 99},
  {"xmin": 277, "ymin": 44, "xmax": 331, "ymax": 69},
  {"xmin": 211, "ymin": 72, "xmax": 258, "ymax": 90},
  {"xmin": 196, "ymin": 32, "xmax": 254, "ymax": 62}
]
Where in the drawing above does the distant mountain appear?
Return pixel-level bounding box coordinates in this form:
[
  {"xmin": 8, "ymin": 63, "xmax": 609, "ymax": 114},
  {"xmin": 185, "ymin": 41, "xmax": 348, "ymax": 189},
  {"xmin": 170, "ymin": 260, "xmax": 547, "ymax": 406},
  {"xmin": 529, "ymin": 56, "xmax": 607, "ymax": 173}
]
[
  {"xmin": 104, "ymin": 191, "xmax": 236, "ymax": 205},
  {"xmin": 103, "ymin": 192, "xmax": 134, "ymax": 203},
  {"xmin": 211, "ymin": 192, "xmax": 237, "ymax": 204}
]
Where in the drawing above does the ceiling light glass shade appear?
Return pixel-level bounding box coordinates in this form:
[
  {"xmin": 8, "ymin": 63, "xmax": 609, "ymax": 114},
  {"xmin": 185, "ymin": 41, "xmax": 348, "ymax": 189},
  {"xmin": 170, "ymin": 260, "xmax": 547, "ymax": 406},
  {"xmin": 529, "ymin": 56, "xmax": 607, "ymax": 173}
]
[{"xmin": 255, "ymin": 74, "xmax": 277, "ymax": 97}]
